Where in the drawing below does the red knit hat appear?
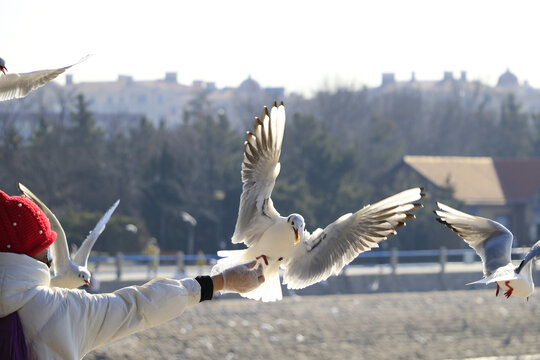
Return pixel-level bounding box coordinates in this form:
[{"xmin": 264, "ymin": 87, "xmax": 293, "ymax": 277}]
[{"xmin": 0, "ymin": 190, "xmax": 57, "ymax": 256}]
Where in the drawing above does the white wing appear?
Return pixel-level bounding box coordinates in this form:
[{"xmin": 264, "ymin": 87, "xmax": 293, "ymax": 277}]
[
  {"xmin": 232, "ymin": 101, "xmax": 286, "ymax": 246},
  {"xmin": 283, "ymin": 187, "xmax": 424, "ymax": 289},
  {"xmin": 0, "ymin": 55, "xmax": 90, "ymax": 101},
  {"xmin": 72, "ymin": 200, "xmax": 119, "ymax": 267},
  {"xmin": 434, "ymin": 202, "xmax": 513, "ymax": 276},
  {"xmin": 17, "ymin": 183, "xmax": 70, "ymax": 275}
]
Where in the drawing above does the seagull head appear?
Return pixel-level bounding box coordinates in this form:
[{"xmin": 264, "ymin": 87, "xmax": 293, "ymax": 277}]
[
  {"xmin": 287, "ymin": 214, "xmax": 305, "ymax": 244},
  {"xmin": 77, "ymin": 267, "xmax": 91, "ymax": 287},
  {"xmin": 0, "ymin": 58, "xmax": 6, "ymax": 75}
]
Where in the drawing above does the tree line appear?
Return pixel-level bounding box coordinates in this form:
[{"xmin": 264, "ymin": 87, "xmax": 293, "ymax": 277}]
[{"xmin": 1, "ymin": 83, "xmax": 539, "ymax": 254}]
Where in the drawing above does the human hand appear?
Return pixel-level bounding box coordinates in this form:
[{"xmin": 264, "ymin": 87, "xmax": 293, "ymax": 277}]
[{"xmin": 222, "ymin": 260, "xmax": 265, "ymax": 293}]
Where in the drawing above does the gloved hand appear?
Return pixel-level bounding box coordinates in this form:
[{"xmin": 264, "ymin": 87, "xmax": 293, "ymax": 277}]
[{"xmin": 222, "ymin": 260, "xmax": 265, "ymax": 293}]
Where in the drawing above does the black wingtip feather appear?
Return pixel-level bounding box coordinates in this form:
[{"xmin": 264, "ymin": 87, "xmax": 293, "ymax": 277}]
[
  {"xmin": 435, "ymin": 217, "xmax": 457, "ymax": 232},
  {"xmin": 405, "ymin": 213, "xmax": 416, "ymax": 220},
  {"xmin": 246, "ymin": 131, "xmax": 257, "ymax": 143},
  {"xmin": 515, "ymin": 260, "xmax": 525, "ymax": 274},
  {"xmin": 406, "ymin": 203, "xmax": 423, "ymax": 213}
]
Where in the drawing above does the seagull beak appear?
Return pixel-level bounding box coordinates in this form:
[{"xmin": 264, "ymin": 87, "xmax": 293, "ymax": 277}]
[
  {"xmin": 0, "ymin": 67, "xmax": 6, "ymax": 75},
  {"xmin": 294, "ymin": 228, "xmax": 300, "ymax": 243},
  {"xmin": 85, "ymin": 280, "xmax": 90, "ymax": 287}
]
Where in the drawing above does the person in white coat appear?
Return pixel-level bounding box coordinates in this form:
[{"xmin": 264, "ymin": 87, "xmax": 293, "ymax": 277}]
[{"xmin": 0, "ymin": 190, "xmax": 265, "ymax": 359}]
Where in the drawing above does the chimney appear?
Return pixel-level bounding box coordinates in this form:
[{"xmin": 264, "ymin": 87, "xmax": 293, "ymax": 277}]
[
  {"xmin": 410, "ymin": 72, "xmax": 416, "ymax": 82},
  {"xmin": 118, "ymin": 75, "xmax": 133, "ymax": 85},
  {"xmin": 192, "ymin": 80, "xmax": 203, "ymax": 89},
  {"xmin": 165, "ymin": 72, "xmax": 177, "ymax": 83},
  {"xmin": 460, "ymin": 71, "xmax": 467, "ymax": 81},
  {"xmin": 443, "ymin": 71, "xmax": 454, "ymax": 82},
  {"xmin": 66, "ymin": 74, "xmax": 73, "ymax": 85},
  {"xmin": 381, "ymin": 73, "xmax": 395, "ymax": 86}
]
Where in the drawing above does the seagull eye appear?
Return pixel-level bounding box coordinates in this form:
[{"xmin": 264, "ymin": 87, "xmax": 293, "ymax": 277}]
[{"xmin": 292, "ymin": 221, "xmax": 295, "ymax": 226}]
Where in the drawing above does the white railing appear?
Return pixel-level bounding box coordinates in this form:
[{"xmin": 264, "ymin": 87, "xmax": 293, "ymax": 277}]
[{"xmin": 88, "ymin": 247, "xmax": 532, "ymax": 281}]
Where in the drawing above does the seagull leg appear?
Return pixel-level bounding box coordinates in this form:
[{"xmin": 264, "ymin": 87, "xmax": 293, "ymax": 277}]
[
  {"xmin": 496, "ymin": 283, "xmax": 500, "ymax": 297},
  {"xmin": 256, "ymin": 254, "xmax": 269, "ymax": 266},
  {"xmin": 503, "ymin": 281, "xmax": 513, "ymax": 298}
]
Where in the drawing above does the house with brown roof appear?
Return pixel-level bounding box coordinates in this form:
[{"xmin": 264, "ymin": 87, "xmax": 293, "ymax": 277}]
[{"xmin": 400, "ymin": 156, "xmax": 540, "ymax": 247}]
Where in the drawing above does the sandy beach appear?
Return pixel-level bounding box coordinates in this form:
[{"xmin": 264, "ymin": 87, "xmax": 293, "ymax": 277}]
[{"xmin": 84, "ymin": 289, "xmax": 540, "ymax": 360}]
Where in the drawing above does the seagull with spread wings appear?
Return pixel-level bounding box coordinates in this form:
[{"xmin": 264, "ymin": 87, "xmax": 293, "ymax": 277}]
[
  {"xmin": 18, "ymin": 183, "xmax": 118, "ymax": 289},
  {"xmin": 212, "ymin": 102, "xmax": 424, "ymax": 302},
  {"xmin": 0, "ymin": 55, "xmax": 89, "ymax": 101},
  {"xmin": 435, "ymin": 202, "xmax": 540, "ymax": 300}
]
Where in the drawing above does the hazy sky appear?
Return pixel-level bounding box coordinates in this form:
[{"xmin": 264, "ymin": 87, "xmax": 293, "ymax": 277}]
[{"xmin": 2, "ymin": 0, "xmax": 540, "ymax": 96}]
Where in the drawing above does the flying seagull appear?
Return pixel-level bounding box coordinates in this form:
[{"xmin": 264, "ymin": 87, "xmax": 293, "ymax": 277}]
[
  {"xmin": 0, "ymin": 55, "xmax": 90, "ymax": 102},
  {"xmin": 434, "ymin": 202, "xmax": 540, "ymax": 300},
  {"xmin": 17, "ymin": 183, "xmax": 119, "ymax": 289},
  {"xmin": 212, "ymin": 102, "xmax": 424, "ymax": 302}
]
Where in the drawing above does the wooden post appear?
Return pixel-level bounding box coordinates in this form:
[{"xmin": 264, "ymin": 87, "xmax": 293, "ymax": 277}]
[
  {"xmin": 463, "ymin": 249, "xmax": 474, "ymax": 264},
  {"xmin": 177, "ymin": 251, "xmax": 185, "ymax": 273},
  {"xmin": 390, "ymin": 248, "xmax": 398, "ymax": 275},
  {"xmin": 116, "ymin": 252, "xmax": 123, "ymax": 281},
  {"xmin": 440, "ymin": 247, "xmax": 447, "ymax": 274}
]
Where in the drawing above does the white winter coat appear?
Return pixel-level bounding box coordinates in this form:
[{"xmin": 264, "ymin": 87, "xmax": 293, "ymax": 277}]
[{"xmin": 0, "ymin": 252, "xmax": 201, "ymax": 359}]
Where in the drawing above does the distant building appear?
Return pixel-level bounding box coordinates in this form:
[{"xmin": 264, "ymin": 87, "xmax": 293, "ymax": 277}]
[
  {"xmin": 395, "ymin": 155, "xmax": 540, "ymax": 247},
  {"xmin": 497, "ymin": 69, "xmax": 519, "ymax": 88},
  {"xmin": 375, "ymin": 69, "xmax": 540, "ymax": 114},
  {"xmin": 2, "ymin": 67, "xmax": 539, "ymax": 133},
  {"xmin": 61, "ymin": 73, "xmax": 284, "ymax": 127},
  {"xmin": 0, "ymin": 72, "xmax": 285, "ymax": 131}
]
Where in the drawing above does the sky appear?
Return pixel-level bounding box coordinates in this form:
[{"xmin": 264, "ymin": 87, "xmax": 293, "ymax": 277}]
[{"xmin": 2, "ymin": 0, "xmax": 540, "ymax": 96}]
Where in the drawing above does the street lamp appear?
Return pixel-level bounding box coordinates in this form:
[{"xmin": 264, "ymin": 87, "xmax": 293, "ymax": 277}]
[
  {"xmin": 213, "ymin": 190, "xmax": 226, "ymax": 250},
  {"xmin": 125, "ymin": 224, "xmax": 138, "ymax": 233},
  {"xmin": 181, "ymin": 211, "xmax": 197, "ymax": 255}
]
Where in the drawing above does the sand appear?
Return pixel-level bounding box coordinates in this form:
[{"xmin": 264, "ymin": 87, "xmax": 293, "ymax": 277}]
[{"xmin": 84, "ymin": 289, "xmax": 540, "ymax": 360}]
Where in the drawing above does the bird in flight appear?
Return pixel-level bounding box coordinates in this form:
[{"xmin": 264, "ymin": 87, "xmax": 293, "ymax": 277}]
[
  {"xmin": 212, "ymin": 102, "xmax": 424, "ymax": 301},
  {"xmin": 0, "ymin": 55, "xmax": 90, "ymax": 101},
  {"xmin": 434, "ymin": 202, "xmax": 540, "ymax": 300},
  {"xmin": 18, "ymin": 183, "xmax": 118, "ymax": 289}
]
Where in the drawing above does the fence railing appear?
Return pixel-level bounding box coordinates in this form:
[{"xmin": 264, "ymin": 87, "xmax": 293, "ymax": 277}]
[{"xmin": 88, "ymin": 247, "xmax": 532, "ymax": 281}]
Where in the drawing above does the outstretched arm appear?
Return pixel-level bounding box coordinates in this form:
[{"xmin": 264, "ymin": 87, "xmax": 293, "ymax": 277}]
[{"xmin": 30, "ymin": 261, "xmax": 264, "ymax": 358}]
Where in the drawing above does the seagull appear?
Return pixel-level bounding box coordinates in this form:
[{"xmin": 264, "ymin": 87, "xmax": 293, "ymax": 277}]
[
  {"xmin": 0, "ymin": 55, "xmax": 90, "ymax": 102},
  {"xmin": 434, "ymin": 202, "xmax": 540, "ymax": 300},
  {"xmin": 17, "ymin": 183, "xmax": 119, "ymax": 289},
  {"xmin": 211, "ymin": 102, "xmax": 425, "ymax": 302}
]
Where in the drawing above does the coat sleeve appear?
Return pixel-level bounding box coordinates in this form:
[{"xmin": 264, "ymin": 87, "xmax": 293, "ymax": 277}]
[
  {"xmin": 24, "ymin": 278, "xmax": 202, "ymax": 359},
  {"xmin": 82, "ymin": 278, "xmax": 201, "ymax": 355}
]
